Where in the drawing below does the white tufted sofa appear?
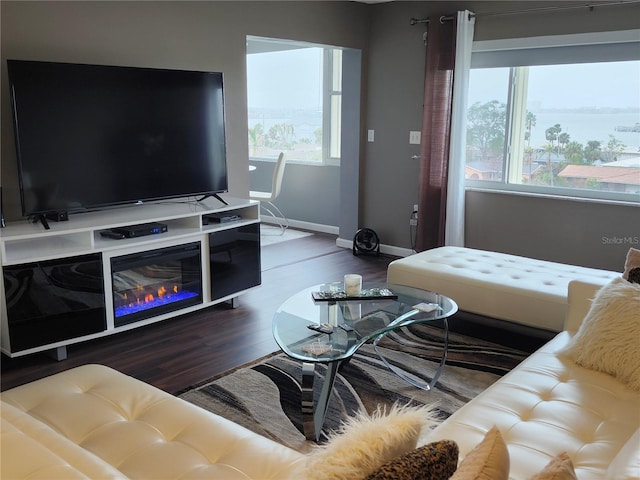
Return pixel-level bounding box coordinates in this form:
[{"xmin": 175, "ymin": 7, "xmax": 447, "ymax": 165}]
[
  {"xmin": 0, "ymin": 364, "xmax": 306, "ymax": 479},
  {"xmin": 387, "ymin": 246, "xmax": 620, "ymax": 332},
  {"xmin": 420, "ymin": 279, "xmax": 640, "ymax": 480},
  {"xmin": 2, "ymin": 279, "xmax": 638, "ymax": 480}
]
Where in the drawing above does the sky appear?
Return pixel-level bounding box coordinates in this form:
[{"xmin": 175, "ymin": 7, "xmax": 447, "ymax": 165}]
[
  {"xmin": 249, "ymin": 49, "xmax": 639, "ymax": 112},
  {"xmin": 469, "ymin": 60, "xmax": 640, "ymax": 110},
  {"xmin": 247, "ymin": 48, "xmax": 323, "ymax": 109}
]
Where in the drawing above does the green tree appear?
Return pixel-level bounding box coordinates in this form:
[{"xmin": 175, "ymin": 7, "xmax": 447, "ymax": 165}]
[
  {"xmin": 525, "ymin": 111, "xmax": 536, "ymax": 147},
  {"xmin": 564, "ymin": 141, "xmax": 585, "ymax": 164},
  {"xmin": 248, "ymin": 123, "xmax": 265, "ymax": 156},
  {"xmin": 542, "ymin": 142, "xmax": 557, "ymax": 186},
  {"xmin": 584, "ymin": 140, "xmax": 602, "ymax": 164},
  {"xmin": 467, "ymin": 100, "xmax": 506, "ymax": 161},
  {"xmin": 558, "ymin": 132, "xmax": 571, "ymax": 151},
  {"xmin": 603, "ymin": 135, "xmax": 626, "ymax": 163},
  {"xmin": 268, "ymin": 123, "xmax": 296, "ymax": 149},
  {"xmin": 545, "ymin": 124, "xmax": 562, "ymax": 148}
]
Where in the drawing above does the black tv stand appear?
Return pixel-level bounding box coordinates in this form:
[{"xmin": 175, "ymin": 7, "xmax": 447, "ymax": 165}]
[
  {"xmin": 198, "ymin": 193, "xmax": 228, "ymax": 206},
  {"xmin": 213, "ymin": 193, "xmax": 229, "ymax": 205},
  {"xmin": 36, "ymin": 214, "xmax": 51, "ymax": 230}
]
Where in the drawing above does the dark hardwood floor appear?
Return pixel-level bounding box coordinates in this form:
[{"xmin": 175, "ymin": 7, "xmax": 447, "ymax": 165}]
[{"xmin": 1, "ymin": 231, "xmax": 397, "ymax": 394}]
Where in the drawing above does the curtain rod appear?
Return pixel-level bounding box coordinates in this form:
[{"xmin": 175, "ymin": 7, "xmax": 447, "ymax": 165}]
[{"xmin": 409, "ymin": 0, "xmax": 640, "ymax": 25}]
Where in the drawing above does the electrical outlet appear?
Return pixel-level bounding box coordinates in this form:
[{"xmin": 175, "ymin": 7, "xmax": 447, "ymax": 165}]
[
  {"xmin": 409, "ymin": 218, "xmax": 417, "ymax": 226},
  {"xmin": 409, "ymin": 131, "xmax": 421, "ymax": 145},
  {"xmin": 367, "ymin": 129, "xmax": 375, "ymax": 142}
]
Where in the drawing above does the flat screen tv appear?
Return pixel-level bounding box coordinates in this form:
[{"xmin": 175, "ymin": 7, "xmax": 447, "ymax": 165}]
[{"xmin": 7, "ymin": 60, "xmax": 228, "ymax": 220}]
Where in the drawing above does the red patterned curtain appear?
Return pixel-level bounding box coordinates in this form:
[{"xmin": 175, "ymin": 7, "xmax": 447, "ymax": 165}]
[{"xmin": 415, "ymin": 18, "xmax": 456, "ymax": 252}]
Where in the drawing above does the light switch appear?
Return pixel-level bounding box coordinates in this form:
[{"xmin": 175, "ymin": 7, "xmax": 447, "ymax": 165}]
[
  {"xmin": 409, "ymin": 131, "xmax": 421, "ymax": 145},
  {"xmin": 368, "ymin": 129, "xmax": 375, "ymax": 142}
]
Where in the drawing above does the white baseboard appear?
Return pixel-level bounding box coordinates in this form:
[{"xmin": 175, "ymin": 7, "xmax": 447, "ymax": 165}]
[
  {"xmin": 260, "ymin": 217, "xmax": 339, "ymax": 235},
  {"xmin": 261, "ymin": 217, "xmax": 414, "ymax": 258},
  {"xmin": 336, "ymin": 237, "xmax": 414, "ymax": 258}
]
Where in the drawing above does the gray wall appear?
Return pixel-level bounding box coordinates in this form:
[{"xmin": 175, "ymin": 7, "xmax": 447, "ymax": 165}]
[
  {"xmin": 0, "ymin": 1, "xmax": 369, "ymax": 224},
  {"xmin": 250, "ymin": 162, "xmax": 341, "ymax": 227},
  {"xmin": 2, "ymin": 1, "xmax": 639, "ymax": 272},
  {"xmin": 363, "ymin": 1, "xmax": 640, "ymax": 270}
]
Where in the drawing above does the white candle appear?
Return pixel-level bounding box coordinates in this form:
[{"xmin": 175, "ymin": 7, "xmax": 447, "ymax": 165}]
[{"xmin": 344, "ymin": 274, "xmax": 362, "ymax": 296}]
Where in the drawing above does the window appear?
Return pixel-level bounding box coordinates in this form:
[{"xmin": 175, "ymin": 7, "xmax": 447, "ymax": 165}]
[
  {"xmin": 246, "ymin": 36, "xmax": 342, "ymax": 165},
  {"xmin": 465, "ymin": 31, "xmax": 640, "ymax": 202}
]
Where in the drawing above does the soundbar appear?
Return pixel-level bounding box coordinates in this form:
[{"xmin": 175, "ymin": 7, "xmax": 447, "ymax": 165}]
[{"xmin": 110, "ymin": 222, "xmax": 168, "ymax": 238}]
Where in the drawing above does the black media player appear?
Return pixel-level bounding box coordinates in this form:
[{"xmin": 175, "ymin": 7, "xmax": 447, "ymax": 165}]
[
  {"xmin": 111, "ymin": 222, "xmax": 168, "ymax": 238},
  {"xmin": 202, "ymin": 213, "xmax": 242, "ymax": 225}
]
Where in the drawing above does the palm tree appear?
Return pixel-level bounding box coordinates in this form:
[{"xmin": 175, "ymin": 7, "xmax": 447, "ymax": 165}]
[
  {"xmin": 248, "ymin": 123, "xmax": 265, "ymax": 156},
  {"xmin": 543, "ymin": 142, "xmax": 556, "ymax": 186},
  {"xmin": 564, "ymin": 141, "xmax": 584, "ymax": 164},
  {"xmin": 558, "ymin": 132, "xmax": 570, "ymax": 152},
  {"xmin": 268, "ymin": 123, "xmax": 296, "ymax": 150},
  {"xmin": 584, "ymin": 140, "xmax": 602, "ymax": 164},
  {"xmin": 525, "ymin": 111, "xmax": 536, "ymax": 148}
]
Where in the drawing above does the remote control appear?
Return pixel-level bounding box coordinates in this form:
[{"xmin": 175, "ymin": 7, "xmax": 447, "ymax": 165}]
[
  {"xmin": 307, "ymin": 323, "xmax": 334, "ymax": 334},
  {"xmin": 338, "ymin": 323, "xmax": 354, "ymax": 332}
]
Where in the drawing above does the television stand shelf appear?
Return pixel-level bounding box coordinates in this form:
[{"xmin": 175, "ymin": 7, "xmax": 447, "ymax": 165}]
[{"xmin": 0, "ymin": 196, "xmax": 261, "ymax": 359}]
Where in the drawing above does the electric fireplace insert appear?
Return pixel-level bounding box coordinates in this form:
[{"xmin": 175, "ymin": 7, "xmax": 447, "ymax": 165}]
[{"xmin": 111, "ymin": 242, "xmax": 202, "ymax": 327}]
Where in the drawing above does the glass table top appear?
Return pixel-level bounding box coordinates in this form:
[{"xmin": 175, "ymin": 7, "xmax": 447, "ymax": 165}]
[{"xmin": 272, "ymin": 283, "xmax": 458, "ymax": 363}]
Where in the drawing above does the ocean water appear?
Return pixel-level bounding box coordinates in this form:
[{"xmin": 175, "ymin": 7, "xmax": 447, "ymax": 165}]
[
  {"xmin": 249, "ymin": 110, "xmax": 640, "ymax": 152},
  {"xmin": 526, "ymin": 111, "xmax": 640, "ymax": 152}
]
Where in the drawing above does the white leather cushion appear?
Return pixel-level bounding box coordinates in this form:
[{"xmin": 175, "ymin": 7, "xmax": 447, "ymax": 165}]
[
  {"xmin": 607, "ymin": 428, "xmax": 640, "ymax": 479},
  {"xmin": 1, "ymin": 364, "xmax": 304, "ymax": 480},
  {"xmin": 304, "ymin": 403, "xmax": 440, "ymax": 480},
  {"xmin": 1, "ymin": 401, "xmax": 127, "ymax": 480},
  {"xmin": 387, "ymin": 247, "xmax": 618, "ymax": 331},
  {"xmin": 562, "ymin": 277, "xmax": 640, "ymax": 392},
  {"xmin": 421, "ymin": 332, "xmax": 640, "ymax": 479}
]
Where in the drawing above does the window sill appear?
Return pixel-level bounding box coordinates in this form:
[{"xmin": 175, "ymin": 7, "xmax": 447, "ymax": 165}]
[{"xmin": 465, "ymin": 186, "xmax": 640, "ymax": 207}]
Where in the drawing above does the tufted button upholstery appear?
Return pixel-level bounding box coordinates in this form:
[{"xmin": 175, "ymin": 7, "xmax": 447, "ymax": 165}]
[
  {"xmin": 1, "ymin": 365, "xmax": 305, "ymax": 480},
  {"xmin": 419, "ymin": 283, "xmax": 640, "ymax": 480},
  {"xmin": 387, "ymin": 247, "xmax": 619, "ymax": 331}
]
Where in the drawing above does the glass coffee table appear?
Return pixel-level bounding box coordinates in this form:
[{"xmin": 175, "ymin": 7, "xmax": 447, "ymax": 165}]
[{"xmin": 272, "ymin": 282, "xmax": 458, "ymax": 441}]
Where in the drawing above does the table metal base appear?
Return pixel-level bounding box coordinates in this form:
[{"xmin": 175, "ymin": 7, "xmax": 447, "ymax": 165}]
[
  {"xmin": 301, "ymin": 360, "xmax": 341, "ymax": 441},
  {"xmin": 299, "ymin": 318, "xmax": 449, "ymax": 441},
  {"xmin": 373, "ymin": 317, "xmax": 449, "ymax": 391}
]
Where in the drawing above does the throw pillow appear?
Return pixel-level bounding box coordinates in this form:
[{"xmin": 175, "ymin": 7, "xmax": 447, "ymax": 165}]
[
  {"xmin": 449, "ymin": 426, "xmax": 509, "ymax": 480},
  {"xmin": 628, "ymin": 267, "xmax": 640, "ymax": 284},
  {"xmin": 303, "ymin": 402, "xmax": 440, "ymax": 480},
  {"xmin": 527, "ymin": 452, "xmax": 577, "ymax": 480},
  {"xmin": 364, "ymin": 440, "xmax": 459, "ymax": 480},
  {"xmin": 623, "ymin": 247, "xmax": 640, "ymax": 281},
  {"xmin": 562, "ymin": 277, "xmax": 640, "ymax": 392}
]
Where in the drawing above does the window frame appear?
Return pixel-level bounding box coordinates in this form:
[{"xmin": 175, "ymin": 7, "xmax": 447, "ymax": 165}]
[
  {"xmin": 465, "ymin": 29, "xmax": 640, "ymax": 204},
  {"xmin": 246, "ymin": 36, "xmax": 342, "ymax": 167}
]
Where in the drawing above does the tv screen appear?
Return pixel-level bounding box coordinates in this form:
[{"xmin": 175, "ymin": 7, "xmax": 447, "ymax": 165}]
[{"xmin": 7, "ymin": 60, "xmax": 228, "ymax": 218}]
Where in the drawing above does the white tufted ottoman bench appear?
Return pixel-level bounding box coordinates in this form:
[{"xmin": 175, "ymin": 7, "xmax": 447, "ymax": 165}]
[{"xmin": 387, "ymin": 247, "xmax": 620, "ymax": 332}]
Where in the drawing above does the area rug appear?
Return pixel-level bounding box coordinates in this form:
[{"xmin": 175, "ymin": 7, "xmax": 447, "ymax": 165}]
[
  {"xmin": 178, "ymin": 323, "xmax": 527, "ymax": 453},
  {"xmin": 260, "ymin": 225, "xmax": 313, "ymax": 247}
]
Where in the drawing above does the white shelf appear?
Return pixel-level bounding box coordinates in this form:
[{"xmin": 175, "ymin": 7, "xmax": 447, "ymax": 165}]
[
  {"xmin": 0, "ymin": 196, "xmax": 261, "ymax": 357},
  {"xmin": 0, "ymin": 196, "xmax": 259, "ymax": 265}
]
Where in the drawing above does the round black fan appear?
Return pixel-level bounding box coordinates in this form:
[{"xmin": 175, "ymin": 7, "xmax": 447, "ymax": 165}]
[{"xmin": 353, "ymin": 228, "xmax": 380, "ymax": 256}]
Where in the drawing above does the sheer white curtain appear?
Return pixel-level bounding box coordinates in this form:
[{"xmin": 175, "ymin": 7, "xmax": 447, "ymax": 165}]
[{"xmin": 445, "ymin": 10, "xmax": 475, "ymax": 246}]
